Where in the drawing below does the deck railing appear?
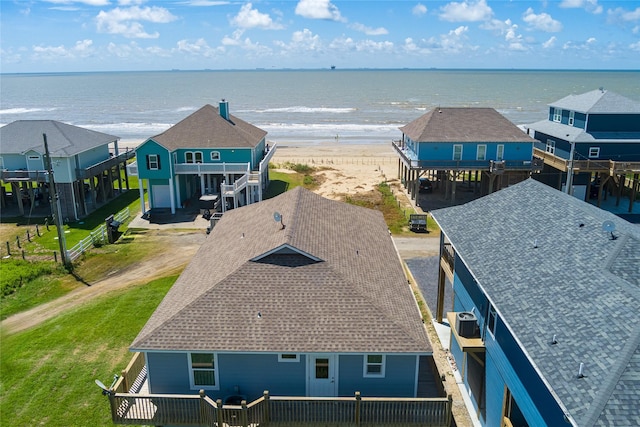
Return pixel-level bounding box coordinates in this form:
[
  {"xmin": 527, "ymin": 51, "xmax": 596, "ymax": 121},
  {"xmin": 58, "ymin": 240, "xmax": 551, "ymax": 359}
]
[{"xmin": 106, "ymin": 390, "xmax": 452, "ymax": 427}]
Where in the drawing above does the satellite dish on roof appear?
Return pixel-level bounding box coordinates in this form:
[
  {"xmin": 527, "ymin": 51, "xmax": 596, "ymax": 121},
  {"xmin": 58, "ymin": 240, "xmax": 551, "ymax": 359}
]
[
  {"xmin": 602, "ymin": 220, "xmax": 618, "ymax": 240},
  {"xmin": 273, "ymin": 211, "xmax": 285, "ymax": 230}
]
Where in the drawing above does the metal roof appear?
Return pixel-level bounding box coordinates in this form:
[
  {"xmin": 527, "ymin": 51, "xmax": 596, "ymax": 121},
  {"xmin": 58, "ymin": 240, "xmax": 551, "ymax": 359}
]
[
  {"xmin": 549, "ymin": 89, "xmax": 640, "ymax": 114},
  {"xmin": 0, "ymin": 120, "xmax": 118, "ymax": 157}
]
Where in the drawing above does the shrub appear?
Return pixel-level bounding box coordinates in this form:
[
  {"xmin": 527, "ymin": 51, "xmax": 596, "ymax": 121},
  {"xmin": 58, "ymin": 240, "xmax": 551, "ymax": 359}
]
[{"xmin": 0, "ymin": 259, "xmax": 58, "ymax": 297}]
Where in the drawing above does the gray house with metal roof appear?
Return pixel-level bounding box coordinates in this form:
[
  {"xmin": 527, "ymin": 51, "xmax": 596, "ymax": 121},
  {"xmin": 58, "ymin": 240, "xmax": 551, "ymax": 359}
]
[
  {"xmin": 526, "ymin": 89, "xmax": 640, "ymax": 210},
  {"xmin": 129, "ymin": 100, "xmax": 275, "ymax": 215},
  {"xmin": 431, "ymin": 178, "xmax": 640, "ymax": 427},
  {"xmin": 129, "ymin": 187, "xmax": 432, "ymax": 404},
  {"xmin": 0, "ymin": 120, "xmax": 133, "ymax": 220}
]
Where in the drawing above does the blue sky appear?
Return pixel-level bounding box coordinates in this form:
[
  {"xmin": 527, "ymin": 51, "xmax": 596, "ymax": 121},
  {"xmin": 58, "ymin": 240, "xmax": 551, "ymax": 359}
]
[{"xmin": 1, "ymin": 0, "xmax": 639, "ymax": 73}]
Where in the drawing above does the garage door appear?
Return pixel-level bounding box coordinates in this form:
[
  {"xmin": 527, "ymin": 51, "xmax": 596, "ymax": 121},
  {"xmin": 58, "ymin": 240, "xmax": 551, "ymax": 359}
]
[{"xmin": 152, "ymin": 185, "xmax": 171, "ymax": 208}]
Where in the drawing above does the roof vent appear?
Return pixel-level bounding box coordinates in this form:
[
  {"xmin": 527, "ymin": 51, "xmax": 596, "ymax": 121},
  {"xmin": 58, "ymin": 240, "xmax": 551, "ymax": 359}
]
[{"xmin": 219, "ymin": 99, "xmax": 230, "ymax": 121}]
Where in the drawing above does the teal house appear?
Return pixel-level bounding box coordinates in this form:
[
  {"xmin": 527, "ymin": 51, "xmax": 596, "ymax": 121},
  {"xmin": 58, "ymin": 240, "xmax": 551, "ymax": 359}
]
[
  {"xmin": 131, "ymin": 100, "xmax": 275, "ymax": 214},
  {"xmin": 431, "ymin": 179, "xmax": 640, "ymax": 427},
  {"xmin": 526, "ymin": 89, "xmax": 640, "ymax": 209}
]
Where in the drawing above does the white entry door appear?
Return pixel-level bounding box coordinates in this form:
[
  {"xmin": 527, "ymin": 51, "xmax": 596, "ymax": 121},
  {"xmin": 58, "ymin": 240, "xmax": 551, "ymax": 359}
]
[{"xmin": 308, "ymin": 354, "xmax": 337, "ymax": 396}]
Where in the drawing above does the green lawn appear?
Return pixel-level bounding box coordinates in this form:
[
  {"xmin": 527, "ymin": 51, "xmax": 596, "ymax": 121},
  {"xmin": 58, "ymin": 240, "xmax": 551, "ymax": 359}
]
[{"xmin": 0, "ymin": 275, "xmax": 177, "ymax": 426}]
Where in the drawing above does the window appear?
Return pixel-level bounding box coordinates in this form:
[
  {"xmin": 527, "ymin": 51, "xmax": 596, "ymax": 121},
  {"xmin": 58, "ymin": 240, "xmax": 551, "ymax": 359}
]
[
  {"xmin": 185, "ymin": 152, "xmax": 194, "ymax": 163},
  {"xmin": 496, "ymin": 145, "xmax": 504, "ymax": 161},
  {"xmin": 194, "ymin": 152, "xmax": 203, "ymax": 163},
  {"xmin": 545, "ymin": 139, "xmax": 555, "ymax": 155},
  {"xmin": 476, "ymin": 145, "xmax": 487, "ymax": 161},
  {"xmin": 28, "ymin": 155, "xmax": 41, "ymax": 160},
  {"xmin": 487, "ymin": 305, "xmax": 497, "ymax": 337},
  {"xmin": 553, "ymin": 108, "xmax": 562, "ymax": 122},
  {"xmin": 185, "ymin": 151, "xmax": 203, "ymax": 164},
  {"xmin": 189, "ymin": 353, "xmax": 218, "ymax": 389},
  {"xmin": 173, "ymin": 152, "xmax": 177, "ymax": 164},
  {"xmin": 589, "ymin": 147, "xmax": 600, "ymax": 158},
  {"xmin": 363, "ymin": 354, "xmax": 385, "ymax": 377},
  {"xmin": 147, "ymin": 154, "xmax": 160, "ymax": 170},
  {"xmin": 211, "ymin": 151, "xmax": 220, "ymax": 161},
  {"xmin": 568, "ymin": 111, "xmax": 575, "ymax": 126},
  {"xmin": 453, "ymin": 145, "xmax": 463, "ymax": 161},
  {"xmin": 278, "ymin": 354, "xmax": 300, "ymax": 362}
]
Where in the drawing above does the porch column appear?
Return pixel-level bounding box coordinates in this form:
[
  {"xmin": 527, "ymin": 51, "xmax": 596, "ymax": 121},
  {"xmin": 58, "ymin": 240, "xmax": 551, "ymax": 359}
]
[
  {"xmin": 175, "ymin": 176, "xmax": 181, "ymax": 208},
  {"xmin": 169, "ymin": 178, "xmax": 176, "ymax": 214},
  {"xmin": 630, "ymin": 174, "xmax": 639, "ymax": 214},
  {"xmin": 138, "ymin": 178, "xmax": 145, "ymax": 213},
  {"xmin": 436, "ymin": 233, "xmax": 446, "ymax": 323},
  {"xmin": 200, "ymin": 174, "xmax": 205, "ymax": 195}
]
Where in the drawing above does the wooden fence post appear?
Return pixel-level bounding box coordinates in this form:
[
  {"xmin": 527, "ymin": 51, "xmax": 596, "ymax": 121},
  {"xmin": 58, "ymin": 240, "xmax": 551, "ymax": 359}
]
[
  {"xmin": 54, "ymin": 251, "xmax": 58, "ymax": 263},
  {"xmin": 121, "ymin": 369, "xmax": 128, "ymax": 392},
  {"xmin": 27, "ymin": 230, "xmax": 31, "ymax": 242},
  {"xmin": 21, "ymin": 250, "xmax": 26, "ymax": 260},
  {"xmin": 263, "ymin": 390, "xmax": 270, "ymax": 423},
  {"xmin": 355, "ymin": 391, "xmax": 361, "ymax": 425},
  {"xmin": 446, "ymin": 394, "xmax": 453, "ymax": 427},
  {"xmin": 36, "ymin": 224, "xmax": 40, "ymax": 237},
  {"xmin": 240, "ymin": 400, "xmax": 248, "ymax": 427},
  {"xmin": 16, "ymin": 236, "xmax": 20, "ymax": 249},
  {"xmin": 199, "ymin": 390, "xmax": 207, "ymax": 424},
  {"xmin": 6, "ymin": 242, "xmax": 10, "ymax": 256},
  {"xmin": 216, "ymin": 399, "xmax": 223, "ymax": 426}
]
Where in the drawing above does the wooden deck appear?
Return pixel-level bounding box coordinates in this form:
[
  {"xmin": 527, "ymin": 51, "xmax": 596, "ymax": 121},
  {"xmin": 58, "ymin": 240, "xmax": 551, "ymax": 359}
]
[{"xmin": 104, "ymin": 353, "xmax": 452, "ymax": 426}]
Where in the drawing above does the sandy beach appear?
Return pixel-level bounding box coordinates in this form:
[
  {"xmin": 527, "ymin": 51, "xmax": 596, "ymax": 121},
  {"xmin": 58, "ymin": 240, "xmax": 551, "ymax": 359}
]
[{"xmin": 271, "ymin": 142, "xmax": 407, "ymax": 202}]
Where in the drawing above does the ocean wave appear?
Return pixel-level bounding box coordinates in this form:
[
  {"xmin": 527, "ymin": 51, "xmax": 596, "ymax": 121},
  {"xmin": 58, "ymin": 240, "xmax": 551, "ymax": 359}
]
[
  {"xmin": 246, "ymin": 106, "xmax": 356, "ymax": 114},
  {"xmin": 0, "ymin": 107, "xmax": 57, "ymax": 115},
  {"xmin": 78, "ymin": 122, "xmax": 173, "ymax": 137}
]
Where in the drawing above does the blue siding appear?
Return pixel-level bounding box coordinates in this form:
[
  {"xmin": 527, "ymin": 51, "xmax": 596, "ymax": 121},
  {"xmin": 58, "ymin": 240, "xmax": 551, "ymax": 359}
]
[
  {"xmin": 1, "ymin": 153, "xmax": 27, "ymax": 170},
  {"xmin": 174, "ymin": 148, "xmax": 253, "ymax": 165},
  {"xmin": 77, "ymin": 145, "xmax": 110, "ymax": 169},
  {"xmin": 415, "ymin": 142, "xmax": 532, "ymax": 162},
  {"xmin": 147, "ymin": 352, "xmax": 192, "ymax": 395},
  {"xmin": 573, "ymin": 112, "xmax": 587, "ymax": 129},
  {"xmin": 452, "ymin": 257, "xmax": 488, "ymax": 328},
  {"xmin": 338, "ymin": 355, "xmax": 418, "ymax": 397},
  {"xmin": 135, "ymin": 139, "xmax": 172, "ymax": 180},
  {"xmin": 587, "ymin": 114, "xmax": 640, "ymax": 132},
  {"xmin": 217, "ymin": 353, "xmax": 306, "ymax": 401}
]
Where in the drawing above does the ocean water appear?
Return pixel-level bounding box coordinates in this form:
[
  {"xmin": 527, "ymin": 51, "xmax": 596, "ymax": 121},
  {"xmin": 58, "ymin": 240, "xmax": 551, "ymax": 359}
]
[{"xmin": 1, "ymin": 69, "xmax": 639, "ymax": 146}]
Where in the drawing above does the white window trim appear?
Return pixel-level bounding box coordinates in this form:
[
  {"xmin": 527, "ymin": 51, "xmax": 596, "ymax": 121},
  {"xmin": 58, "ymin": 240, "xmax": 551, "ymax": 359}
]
[
  {"xmin": 185, "ymin": 151, "xmax": 203, "ymax": 164},
  {"xmin": 546, "ymin": 139, "xmax": 555, "ymax": 155},
  {"xmin": 188, "ymin": 352, "xmax": 219, "ymax": 390},
  {"xmin": 589, "ymin": 147, "xmax": 600, "ymax": 158},
  {"xmin": 496, "ymin": 145, "xmax": 504, "ymax": 161},
  {"xmin": 487, "ymin": 306, "xmax": 497, "ymax": 338},
  {"xmin": 211, "ymin": 151, "xmax": 221, "ymax": 161},
  {"xmin": 553, "ymin": 108, "xmax": 562, "ymax": 122},
  {"xmin": 363, "ymin": 354, "xmax": 385, "ymax": 378},
  {"xmin": 476, "ymin": 145, "xmax": 487, "ymax": 161},
  {"xmin": 148, "ymin": 154, "xmax": 159, "ymax": 170},
  {"xmin": 278, "ymin": 354, "xmax": 300, "ymax": 362},
  {"xmin": 453, "ymin": 145, "xmax": 463, "ymax": 161},
  {"xmin": 568, "ymin": 111, "xmax": 575, "ymax": 126},
  {"xmin": 173, "ymin": 152, "xmax": 177, "ymax": 164}
]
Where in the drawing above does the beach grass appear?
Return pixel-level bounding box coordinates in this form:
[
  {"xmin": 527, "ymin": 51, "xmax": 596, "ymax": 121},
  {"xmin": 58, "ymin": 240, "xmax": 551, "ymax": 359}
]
[{"xmin": 0, "ymin": 275, "xmax": 176, "ymax": 426}]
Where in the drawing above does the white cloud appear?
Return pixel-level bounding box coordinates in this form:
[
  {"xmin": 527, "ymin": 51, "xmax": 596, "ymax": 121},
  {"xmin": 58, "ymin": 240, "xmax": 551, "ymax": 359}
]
[
  {"xmin": 231, "ymin": 3, "xmax": 283, "ymax": 30},
  {"xmin": 560, "ymin": 0, "xmax": 602, "ymax": 15},
  {"xmin": 295, "ymin": 0, "xmax": 344, "ymax": 22},
  {"xmin": 176, "ymin": 38, "xmax": 211, "ymax": 54},
  {"xmin": 412, "ymin": 4, "xmax": 427, "ymax": 17},
  {"xmin": 542, "ymin": 36, "xmax": 556, "ymax": 48},
  {"xmin": 96, "ymin": 6, "xmax": 177, "ymax": 39},
  {"xmin": 181, "ymin": 0, "xmax": 230, "ymax": 5},
  {"xmin": 439, "ymin": 0, "xmax": 493, "ymax": 22},
  {"xmin": 32, "ymin": 39, "xmax": 95, "ymax": 60},
  {"xmin": 630, "ymin": 40, "xmax": 640, "ymax": 51},
  {"xmin": 349, "ymin": 23, "xmax": 388, "ymax": 36},
  {"xmin": 274, "ymin": 29, "xmax": 324, "ymax": 54},
  {"xmin": 607, "ymin": 7, "xmax": 640, "ymax": 24},
  {"xmin": 406, "ymin": 26, "xmax": 474, "ymax": 55},
  {"xmin": 523, "ymin": 8, "xmax": 563, "ymax": 32}
]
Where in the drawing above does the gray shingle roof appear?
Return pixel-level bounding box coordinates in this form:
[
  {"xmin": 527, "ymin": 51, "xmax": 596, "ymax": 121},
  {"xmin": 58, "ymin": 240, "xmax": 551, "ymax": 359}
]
[
  {"xmin": 550, "ymin": 89, "xmax": 640, "ymax": 114},
  {"xmin": 131, "ymin": 187, "xmax": 430, "ymax": 354},
  {"xmin": 0, "ymin": 120, "xmax": 118, "ymax": 157},
  {"xmin": 431, "ymin": 179, "xmax": 640, "ymax": 426},
  {"xmin": 399, "ymin": 108, "xmax": 535, "ymax": 143},
  {"xmin": 149, "ymin": 104, "xmax": 267, "ymax": 151}
]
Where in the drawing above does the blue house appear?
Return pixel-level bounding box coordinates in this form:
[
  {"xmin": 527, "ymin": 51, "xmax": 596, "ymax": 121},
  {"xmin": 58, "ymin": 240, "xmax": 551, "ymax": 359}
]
[
  {"xmin": 431, "ymin": 178, "xmax": 640, "ymax": 427},
  {"xmin": 526, "ymin": 89, "xmax": 640, "ymax": 210},
  {"xmin": 393, "ymin": 108, "xmax": 542, "ymax": 203},
  {"xmin": 131, "ymin": 100, "xmax": 275, "ymax": 214},
  {"xmin": 0, "ymin": 120, "xmax": 133, "ymax": 220},
  {"xmin": 128, "ymin": 187, "xmax": 433, "ymax": 404}
]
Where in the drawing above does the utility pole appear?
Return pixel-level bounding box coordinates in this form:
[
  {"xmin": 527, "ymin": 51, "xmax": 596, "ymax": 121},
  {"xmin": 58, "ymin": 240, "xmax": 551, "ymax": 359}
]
[{"xmin": 43, "ymin": 133, "xmax": 70, "ymax": 269}]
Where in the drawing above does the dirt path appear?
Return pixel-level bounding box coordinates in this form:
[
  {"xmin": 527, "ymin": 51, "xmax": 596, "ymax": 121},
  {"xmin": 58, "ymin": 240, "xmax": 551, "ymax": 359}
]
[{"xmin": 1, "ymin": 231, "xmax": 206, "ymax": 335}]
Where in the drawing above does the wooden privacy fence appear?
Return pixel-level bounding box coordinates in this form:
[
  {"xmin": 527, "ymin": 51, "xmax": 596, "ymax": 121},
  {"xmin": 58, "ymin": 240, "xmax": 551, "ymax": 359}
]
[
  {"xmin": 107, "ymin": 390, "xmax": 452, "ymax": 427},
  {"xmin": 66, "ymin": 207, "xmax": 129, "ymax": 261}
]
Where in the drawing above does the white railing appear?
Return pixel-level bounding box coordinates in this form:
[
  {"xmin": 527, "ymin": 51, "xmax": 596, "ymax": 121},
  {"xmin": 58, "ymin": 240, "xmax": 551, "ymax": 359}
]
[
  {"xmin": 66, "ymin": 208, "xmax": 130, "ymax": 261},
  {"xmin": 221, "ymin": 174, "xmax": 248, "ymax": 195},
  {"xmin": 174, "ymin": 162, "xmax": 251, "ymax": 174}
]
